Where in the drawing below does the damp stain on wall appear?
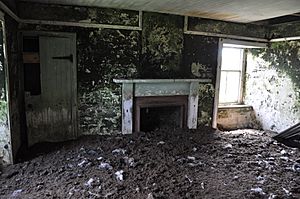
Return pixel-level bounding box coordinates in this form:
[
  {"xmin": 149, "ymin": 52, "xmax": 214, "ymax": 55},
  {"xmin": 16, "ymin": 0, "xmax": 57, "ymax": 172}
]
[
  {"xmin": 17, "ymin": 2, "xmax": 222, "ymax": 136},
  {"xmin": 139, "ymin": 12, "xmax": 184, "ymax": 78},
  {"xmin": 245, "ymin": 41, "xmax": 300, "ymax": 132}
]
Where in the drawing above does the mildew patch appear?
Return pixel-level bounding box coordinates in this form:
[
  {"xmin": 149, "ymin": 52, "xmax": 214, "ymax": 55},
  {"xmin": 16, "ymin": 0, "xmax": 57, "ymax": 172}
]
[
  {"xmin": 139, "ymin": 12, "xmax": 184, "ymax": 78},
  {"xmin": 245, "ymin": 45, "xmax": 300, "ymax": 132},
  {"xmin": 188, "ymin": 17, "xmax": 267, "ymax": 39},
  {"xmin": 197, "ymin": 84, "xmax": 215, "ymax": 126}
]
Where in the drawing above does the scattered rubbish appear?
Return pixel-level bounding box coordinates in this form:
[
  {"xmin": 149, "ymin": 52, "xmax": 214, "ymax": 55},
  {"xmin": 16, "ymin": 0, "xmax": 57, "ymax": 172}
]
[
  {"xmin": 68, "ymin": 187, "xmax": 80, "ymax": 195},
  {"xmin": 112, "ymin": 149, "xmax": 126, "ymax": 155},
  {"xmin": 187, "ymin": 156, "xmax": 196, "ymax": 161},
  {"xmin": 115, "ymin": 170, "xmax": 124, "ymax": 181},
  {"xmin": 99, "ymin": 162, "xmax": 113, "ymax": 170},
  {"xmin": 77, "ymin": 160, "xmax": 87, "ymax": 167},
  {"xmin": 292, "ymin": 162, "xmax": 300, "ymax": 172},
  {"xmin": 85, "ymin": 178, "xmax": 94, "ymax": 187},
  {"xmin": 201, "ymin": 182, "xmax": 204, "ymax": 189},
  {"xmin": 11, "ymin": 189, "xmax": 22, "ymax": 197},
  {"xmin": 87, "ymin": 150, "xmax": 97, "ymax": 156},
  {"xmin": 224, "ymin": 143, "xmax": 233, "ymax": 149},
  {"xmin": 123, "ymin": 157, "xmax": 136, "ymax": 167},
  {"xmin": 157, "ymin": 141, "xmax": 165, "ymax": 145},
  {"xmin": 188, "ymin": 161, "xmax": 204, "ymax": 167},
  {"xmin": 135, "ymin": 187, "xmax": 140, "ymax": 193},
  {"xmin": 280, "ymin": 156, "xmax": 289, "ymax": 161},
  {"xmin": 280, "ymin": 150, "xmax": 287, "ymax": 155},
  {"xmin": 268, "ymin": 193, "xmax": 277, "ymax": 199},
  {"xmin": 192, "ymin": 147, "xmax": 197, "ymax": 152},
  {"xmin": 256, "ymin": 175, "xmax": 265, "ymax": 184},
  {"xmin": 97, "ymin": 157, "xmax": 103, "ymax": 161},
  {"xmin": 185, "ymin": 175, "xmax": 193, "ymax": 183},
  {"xmin": 250, "ymin": 187, "xmax": 265, "ymax": 195},
  {"xmin": 266, "ymin": 157, "xmax": 275, "ymax": 161},
  {"xmin": 147, "ymin": 193, "xmax": 154, "ymax": 199},
  {"xmin": 233, "ymin": 176, "xmax": 239, "ymax": 180},
  {"xmin": 282, "ymin": 187, "xmax": 291, "ymax": 196},
  {"xmin": 88, "ymin": 191, "xmax": 100, "ymax": 197},
  {"xmin": 255, "ymin": 154, "xmax": 262, "ymax": 159}
]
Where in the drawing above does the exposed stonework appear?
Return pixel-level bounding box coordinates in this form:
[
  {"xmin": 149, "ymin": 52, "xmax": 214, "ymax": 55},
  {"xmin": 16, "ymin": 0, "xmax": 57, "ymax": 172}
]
[{"xmin": 217, "ymin": 106, "xmax": 261, "ymax": 130}]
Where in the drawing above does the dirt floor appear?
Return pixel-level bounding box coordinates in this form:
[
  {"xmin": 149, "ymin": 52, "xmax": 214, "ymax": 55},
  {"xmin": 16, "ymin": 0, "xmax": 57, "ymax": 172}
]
[{"xmin": 1, "ymin": 128, "xmax": 300, "ymax": 199}]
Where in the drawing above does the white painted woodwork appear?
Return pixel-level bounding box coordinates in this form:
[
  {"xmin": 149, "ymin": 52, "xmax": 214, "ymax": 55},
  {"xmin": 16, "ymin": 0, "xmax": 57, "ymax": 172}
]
[{"xmin": 114, "ymin": 79, "xmax": 211, "ymax": 134}]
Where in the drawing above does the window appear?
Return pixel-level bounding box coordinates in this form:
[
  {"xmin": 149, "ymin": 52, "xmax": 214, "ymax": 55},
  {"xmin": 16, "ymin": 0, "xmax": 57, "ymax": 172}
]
[{"xmin": 219, "ymin": 46, "xmax": 245, "ymax": 104}]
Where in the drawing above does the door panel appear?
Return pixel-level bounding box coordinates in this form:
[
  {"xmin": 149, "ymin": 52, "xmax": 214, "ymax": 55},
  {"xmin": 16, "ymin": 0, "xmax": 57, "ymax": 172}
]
[{"xmin": 25, "ymin": 35, "xmax": 77, "ymax": 146}]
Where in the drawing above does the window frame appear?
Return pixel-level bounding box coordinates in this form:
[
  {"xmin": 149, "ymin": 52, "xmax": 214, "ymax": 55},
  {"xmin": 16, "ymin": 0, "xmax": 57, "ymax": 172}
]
[
  {"xmin": 218, "ymin": 46, "xmax": 246, "ymax": 105},
  {"xmin": 212, "ymin": 38, "xmax": 267, "ymax": 129}
]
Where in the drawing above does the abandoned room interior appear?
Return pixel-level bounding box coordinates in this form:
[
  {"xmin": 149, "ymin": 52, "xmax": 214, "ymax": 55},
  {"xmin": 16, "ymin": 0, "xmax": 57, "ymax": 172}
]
[{"xmin": 0, "ymin": 0, "xmax": 300, "ymax": 198}]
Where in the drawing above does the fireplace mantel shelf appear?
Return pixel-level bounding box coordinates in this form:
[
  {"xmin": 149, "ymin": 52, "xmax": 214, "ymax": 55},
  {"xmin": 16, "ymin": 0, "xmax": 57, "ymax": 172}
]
[
  {"xmin": 113, "ymin": 79, "xmax": 211, "ymax": 83},
  {"xmin": 114, "ymin": 78, "xmax": 210, "ymax": 134}
]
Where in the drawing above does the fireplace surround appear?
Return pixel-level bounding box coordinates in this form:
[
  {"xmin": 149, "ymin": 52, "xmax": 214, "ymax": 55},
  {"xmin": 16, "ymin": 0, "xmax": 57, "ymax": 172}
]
[{"xmin": 113, "ymin": 79, "xmax": 211, "ymax": 134}]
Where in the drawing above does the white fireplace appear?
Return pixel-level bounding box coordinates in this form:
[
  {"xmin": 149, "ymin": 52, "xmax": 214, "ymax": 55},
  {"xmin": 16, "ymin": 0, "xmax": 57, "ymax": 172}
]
[{"xmin": 113, "ymin": 79, "xmax": 211, "ymax": 134}]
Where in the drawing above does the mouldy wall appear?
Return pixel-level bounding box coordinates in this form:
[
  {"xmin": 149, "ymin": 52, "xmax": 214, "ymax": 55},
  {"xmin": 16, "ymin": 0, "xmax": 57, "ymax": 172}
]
[
  {"xmin": 245, "ymin": 41, "xmax": 300, "ymax": 132},
  {"xmin": 17, "ymin": 2, "xmax": 221, "ymax": 134},
  {"xmin": 271, "ymin": 21, "xmax": 300, "ymax": 39},
  {"xmin": 188, "ymin": 17, "xmax": 268, "ymax": 39},
  {"xmin": 4, "ymin": 15, "xmax": 20, "ymax": 163},
  {"xmin": 183, "ymin": 35, "xmax": 218, "ymax": 126},
  {"xmin": 0, "ymin": 22, "xmax": 11, "ymax": 165}
]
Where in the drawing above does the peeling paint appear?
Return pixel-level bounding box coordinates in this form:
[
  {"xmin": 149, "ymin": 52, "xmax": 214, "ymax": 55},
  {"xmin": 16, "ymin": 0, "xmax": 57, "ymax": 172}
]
[
  {"xmin": 245, "ymin": 43, "xmax": 300, "ymax": 132},
  {"xmin": 140, "ymin": 12, "xmax": 184, "ymax": 78},
  {"xmin": 18, "ymin": 3, "xmax": 221, "ymax": 139}
]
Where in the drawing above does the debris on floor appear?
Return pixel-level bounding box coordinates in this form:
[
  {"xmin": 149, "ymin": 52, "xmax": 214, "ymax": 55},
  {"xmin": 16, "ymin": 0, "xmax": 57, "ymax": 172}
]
[{"xmin": 1, "ymin": 128, "xmax": 300, "ymax": 198}]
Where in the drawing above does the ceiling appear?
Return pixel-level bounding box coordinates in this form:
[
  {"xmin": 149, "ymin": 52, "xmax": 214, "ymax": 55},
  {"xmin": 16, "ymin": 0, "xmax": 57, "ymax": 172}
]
[{"xmin": 20, "ymin": 0, "xmax": 300, "ymax": 23}]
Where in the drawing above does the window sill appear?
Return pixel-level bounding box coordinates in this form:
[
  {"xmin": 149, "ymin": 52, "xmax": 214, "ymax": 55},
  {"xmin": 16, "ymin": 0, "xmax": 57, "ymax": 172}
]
[{"xmin": 218, "ymin": 104, "xmax": 253, "ymax": 109}]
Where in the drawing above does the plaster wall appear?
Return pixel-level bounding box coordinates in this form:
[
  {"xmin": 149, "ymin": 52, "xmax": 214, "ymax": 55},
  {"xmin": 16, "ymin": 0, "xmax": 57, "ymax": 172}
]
[
  {"xmin": 17, "ymin": 2, "xmax": 220, "ymax": 136},
  {"xmin": 245, "ymin": 43, "xmax": 300, "ymax": 132}
]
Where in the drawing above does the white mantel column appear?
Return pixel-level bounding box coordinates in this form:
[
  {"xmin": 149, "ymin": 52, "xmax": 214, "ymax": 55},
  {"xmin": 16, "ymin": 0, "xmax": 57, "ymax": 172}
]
[
  {"xmin": 187, "ymin": 82, "xmax": 199, "ymax": 129},
  {"xmin": 122, "ymin": 83, "xmax": 133, "ymax": 134}
]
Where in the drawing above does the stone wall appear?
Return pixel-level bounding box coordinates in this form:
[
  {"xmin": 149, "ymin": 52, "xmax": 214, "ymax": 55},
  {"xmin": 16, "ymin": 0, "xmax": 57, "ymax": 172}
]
[
  {"xmin": 217, "ymin": 106, "xmax": 261, "ymax": 130},
  {"xmin": 245, "ymin": 41, "xmax": 300, "ymax": 132}
]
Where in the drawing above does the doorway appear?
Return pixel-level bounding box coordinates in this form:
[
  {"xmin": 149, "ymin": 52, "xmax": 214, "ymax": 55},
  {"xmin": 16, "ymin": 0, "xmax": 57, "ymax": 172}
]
[{"xmin": 22, "ymin": 32, "xmax": 77, "ymax": 146}]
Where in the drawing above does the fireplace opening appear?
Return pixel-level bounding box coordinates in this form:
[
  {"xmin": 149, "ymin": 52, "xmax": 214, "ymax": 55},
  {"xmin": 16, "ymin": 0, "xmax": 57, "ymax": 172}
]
[
  {"xmin": 140, "ymin": 106, "xmax": 182, "ymax": 132},
  {"xmin": 134, "ymin": 96, "xmax": 188, "ymax": 132}
]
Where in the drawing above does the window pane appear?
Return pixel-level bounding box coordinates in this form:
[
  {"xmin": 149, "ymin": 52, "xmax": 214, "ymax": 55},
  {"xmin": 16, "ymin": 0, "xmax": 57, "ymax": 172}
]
[
  {"xmin": 219, "ymin": 71, "xmax": 241, "ymax": 103},
  {"xmin": 221, "ymin": 47, "xmax": 243, "ymax": 70}
]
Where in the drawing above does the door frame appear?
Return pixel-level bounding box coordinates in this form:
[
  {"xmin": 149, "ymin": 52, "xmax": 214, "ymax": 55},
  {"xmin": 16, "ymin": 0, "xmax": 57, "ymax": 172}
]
[
  {"xmin": 0, "ymin": 11, "xmax": 13, "ymax": 164},
  {"xmin": 21, "ymin": 31, "xmax": 78, "ymax": 141}
]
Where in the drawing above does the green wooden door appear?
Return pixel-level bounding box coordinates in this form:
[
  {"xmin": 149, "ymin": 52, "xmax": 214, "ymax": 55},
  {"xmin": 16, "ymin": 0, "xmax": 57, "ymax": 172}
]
[{"xmin": 25, "ymin": 35, "xmax": 77, "ymax": 146}]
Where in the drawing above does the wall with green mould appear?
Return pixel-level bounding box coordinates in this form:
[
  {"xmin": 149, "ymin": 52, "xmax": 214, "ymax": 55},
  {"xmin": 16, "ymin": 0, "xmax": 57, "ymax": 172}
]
[
  {"xmin": 183, "ymin": 35, "xmax": 218, "ymax": 126},
  {"xmin": 271, "ymin": 21, "xmax": 300, "ymax": 39},
  {"xmin": 1, "ymin": 15, "xmax": 19, "ymax": 165},
  {"xmin": 139, "ymin": 12, "xmax": 184, "ymax": 78},
  {"xmin": 19, "ymin": 2, "xmax": 141, "ymax": 135},
  {"xmin": 245, "ymin": 41, "xmax": 300, "ymax": 132},
  {"xmin": 17, "ymin": 2, "xmax": 223, "ymax": 137},
  {"xmin": 0, "ymin": 25, "xmax": 10, "ymax": 165},
  {"xmin": 188, "ymin": 17, "xmax": 268, "ymax": 39}
]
